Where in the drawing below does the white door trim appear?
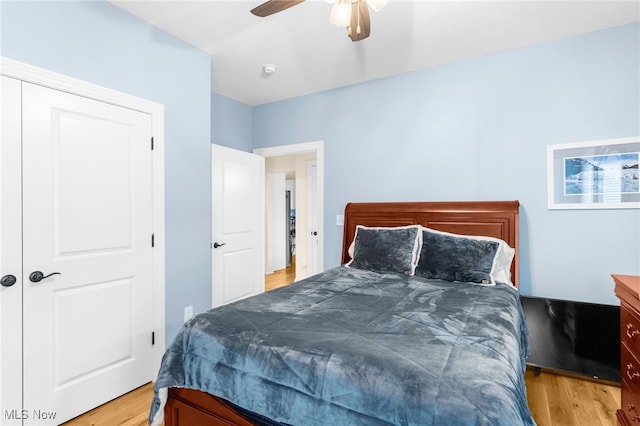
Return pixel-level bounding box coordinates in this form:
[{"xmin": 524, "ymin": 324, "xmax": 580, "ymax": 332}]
[
  {"xmin": 1, "ymin": 75, "xmax": 23, "ymax": 422},
  {"xmin": 253, "ymin": 141, "xmax": 324, "ymax": 274},
  {"xmin": 0, "ymin": 57, "xmax": 166, "ymax": 372}
]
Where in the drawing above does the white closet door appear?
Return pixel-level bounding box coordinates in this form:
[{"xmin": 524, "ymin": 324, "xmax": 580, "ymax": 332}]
[
  {"xmin": 21, "ymin": 82, "xmax": 155, "ymax": 424},
  {"xmin": 0, "ymin": 76, "xmax": 23, "ymax": 425}
]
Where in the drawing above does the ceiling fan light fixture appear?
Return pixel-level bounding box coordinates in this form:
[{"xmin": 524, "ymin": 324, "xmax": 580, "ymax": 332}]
[
  {"xmin": 329, "ymin": 0, "xmax": 352, "ymax": 27},
  {"xmin": 365, "ymin": 0, "xmax": 386, "ymax": 12}
]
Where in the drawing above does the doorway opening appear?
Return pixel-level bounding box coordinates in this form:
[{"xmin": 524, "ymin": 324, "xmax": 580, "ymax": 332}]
[
  {"xmin": 254, "ymin": 141, "xmax": 324, "ymax": 290},
  {"xmin": 265, "ymin": 256, "xmax": 296, "ymax": 291}
]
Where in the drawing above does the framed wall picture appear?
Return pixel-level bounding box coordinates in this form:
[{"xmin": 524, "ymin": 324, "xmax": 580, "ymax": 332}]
[{"xmin": 547, "ymin": 136, "xmax": 640, "ymax": 209}]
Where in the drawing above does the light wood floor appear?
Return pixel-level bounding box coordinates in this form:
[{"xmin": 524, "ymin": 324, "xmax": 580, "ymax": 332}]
[
  {"xmin": 61, "ymin": 382, "xmax": 153, "ymax": 426},
  {"xmin": 63, "ymin": 265, "xmax": 621, "ymax": 426},
  {"xmin": 525, "ymin": 369, "xmax": 619, "ymax": 426},
  {"xmin": 265, "ymin": 256, "xmax": 296, "ymax": 291}
]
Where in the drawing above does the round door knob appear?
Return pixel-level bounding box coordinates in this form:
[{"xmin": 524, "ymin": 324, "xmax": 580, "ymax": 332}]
[
  {"xmin": 311, "ymin": 231, "xmax": 318, "ymax": 236},
  {"xmin": 1, "ymin": 275, "xmax": 17, "ymax": 287}
]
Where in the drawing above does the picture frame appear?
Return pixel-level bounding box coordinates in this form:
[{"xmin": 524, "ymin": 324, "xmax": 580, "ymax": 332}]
[{"xmin": 547, "ymin": 136, "xmax": 640, "ymax": 209}]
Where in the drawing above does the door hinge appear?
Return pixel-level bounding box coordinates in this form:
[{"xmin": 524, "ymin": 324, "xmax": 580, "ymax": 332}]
[
  {"xmin": 151, "ymin": 233, "xmax": 155, "ymax": 248},
  {"xmin": 151, "ymin": 137, "xmax": 154, "ymax": 151},
  {"xmin": 152, "ymin": 331, "xmax": 155, "ymax": 346}
]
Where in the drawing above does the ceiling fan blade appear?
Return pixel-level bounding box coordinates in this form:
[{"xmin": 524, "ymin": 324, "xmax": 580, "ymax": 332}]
[
  {"xmin": 348, "ymin": 0, "xmax": 371, "ymax": 41},
  {"xmin": 251, "ymin": 0, "xmax": 305, "ymax": 17}
]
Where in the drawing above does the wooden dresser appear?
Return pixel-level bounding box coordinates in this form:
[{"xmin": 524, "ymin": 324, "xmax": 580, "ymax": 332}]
[{"xmin": 614, "ymin": 274, "xmax": 640, "ymax": 425}]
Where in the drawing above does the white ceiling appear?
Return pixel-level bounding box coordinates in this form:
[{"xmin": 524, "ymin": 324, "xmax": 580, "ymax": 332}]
[{"xmin": 110, "ymin": 0, "xmax": 639, "ymax": 106}]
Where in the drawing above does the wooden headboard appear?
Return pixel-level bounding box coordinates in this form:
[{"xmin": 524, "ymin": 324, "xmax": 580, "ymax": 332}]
[{"xmin": 341, "ymin": 201, "xmax": 520, "ymax": 287}]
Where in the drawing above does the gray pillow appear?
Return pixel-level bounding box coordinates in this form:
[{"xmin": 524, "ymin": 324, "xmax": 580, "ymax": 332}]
[
  {"xmin": 347, "ymin": 225, "xmax": 421, "ymax": 274},
  {"xmin": 415, "ymin": 229, "xmax": 500, "ymax": 284}
]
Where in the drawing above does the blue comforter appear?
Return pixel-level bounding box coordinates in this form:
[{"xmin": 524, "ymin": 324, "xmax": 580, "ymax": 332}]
[{"xmin": 150, "ymin": 266, "xmax": 534, "ymax": 425}]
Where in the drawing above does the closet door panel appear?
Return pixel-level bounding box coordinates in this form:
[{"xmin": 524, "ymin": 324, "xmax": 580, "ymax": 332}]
[
  {"xmin": 0, "ymin": 75, "xmax": 23, "ymax": 425},
  {"xmin": 21, "ymin": 82, "xmax": 155, "ymax": 424}
]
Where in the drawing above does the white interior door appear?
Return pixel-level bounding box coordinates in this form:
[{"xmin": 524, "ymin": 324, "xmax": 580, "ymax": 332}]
[
  {"xmin": 0, "ymin": 75, "xmax": 23, "ymax": 425},
  {"xmin": 19, "ymin": 82, "xmax": 155, "ymax": 424},
  {"xmin": 306, "ymin": 160, "xmax": 319, "ymax": 275},
  {"xmin": 211, "ymin": 144, "xmax": 265, "ymax": 308}
]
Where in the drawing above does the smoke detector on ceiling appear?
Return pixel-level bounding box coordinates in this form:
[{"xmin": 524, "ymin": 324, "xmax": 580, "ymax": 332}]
[{"xmin": 263, "ymin": 64, "xmax": 277, "ymax": 74}]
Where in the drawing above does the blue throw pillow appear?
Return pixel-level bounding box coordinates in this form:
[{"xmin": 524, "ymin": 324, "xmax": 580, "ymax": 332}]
[
  {"xmin": 415, "ymin": 228, "xmax": 500, "ymax": 284},
  {"xmin": 347, "ymin": 225, "xmax": 421, "ymax": 274}
]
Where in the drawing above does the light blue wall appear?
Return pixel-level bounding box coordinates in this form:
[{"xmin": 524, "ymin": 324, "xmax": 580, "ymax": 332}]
[
  {"xmin": 1, "ymin": 1, "xmax": 212, "ymax": 344},
  {"xmin": 3, "ymin": 0, "xmax": 635, "ymax": 350},
  {"xmin": 252, "ymin": 23, "xmax": 640, "ymax": 305},
  {"xmin": 212, "ymin": 92, "xmax": 253, "ymax": 152}
]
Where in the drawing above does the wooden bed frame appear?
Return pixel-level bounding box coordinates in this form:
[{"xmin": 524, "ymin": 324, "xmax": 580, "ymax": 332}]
[
  {"xmin": 163, "ymin": 200, "xmax": 521, "ymax": 425},
  {"xmin": 341, "ymin": 200, "xmax": 520, "ymax": 287}
]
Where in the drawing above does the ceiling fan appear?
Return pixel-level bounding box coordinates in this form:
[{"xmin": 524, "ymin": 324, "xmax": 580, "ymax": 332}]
[{"xmin": 251, "ymin": 0, "xmax": 387, "ymax": 42}]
